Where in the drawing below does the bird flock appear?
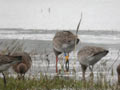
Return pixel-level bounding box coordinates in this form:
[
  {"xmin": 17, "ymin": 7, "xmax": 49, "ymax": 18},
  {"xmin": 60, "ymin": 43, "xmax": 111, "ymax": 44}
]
[{"xmin": 0, "ymin": 29, "xmax": 120, "ymax": 87}]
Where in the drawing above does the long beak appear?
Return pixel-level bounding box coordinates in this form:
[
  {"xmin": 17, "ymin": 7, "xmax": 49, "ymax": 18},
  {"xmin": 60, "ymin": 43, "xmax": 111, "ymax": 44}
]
[{"xmin": 76, "ymin": 12, "xmax": 83, "ymax": 36}]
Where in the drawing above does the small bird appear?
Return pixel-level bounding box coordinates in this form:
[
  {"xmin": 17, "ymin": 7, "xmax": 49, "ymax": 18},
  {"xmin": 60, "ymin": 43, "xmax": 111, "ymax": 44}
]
[
  {"xmin": 0, "ymin": 55, "xmax": 22, "ymax": 86},
  {"xmin": 53, "ymin": 31, "xmax": 79, "ymax": 73},
  {"xmin": 77, "ymin": 46, "xmax": 109, "ymax": 80},
  {"xmin": 12, "ymin": 52, "xmax": 32, "ymax": 80},
  {"xmin": 117, "ymin": 64, "xmax": 120, "ymax": 84}
]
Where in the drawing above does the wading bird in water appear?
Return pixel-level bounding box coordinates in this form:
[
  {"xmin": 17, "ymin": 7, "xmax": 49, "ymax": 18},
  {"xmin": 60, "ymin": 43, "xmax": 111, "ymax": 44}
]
[
  {"xmin": 53, "ymin": 13, "xmax": 82, "ymax": 73},
  {"xmin": 77, "ymin": 46, "xmax": 109, "ymax": 80},
  {"xmin": 53, "ymin": 31, "xmax": 79, "ymax": 73}
]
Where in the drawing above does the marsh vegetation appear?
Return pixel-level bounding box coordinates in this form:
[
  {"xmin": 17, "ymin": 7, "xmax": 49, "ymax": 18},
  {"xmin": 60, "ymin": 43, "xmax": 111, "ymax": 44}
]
[{"xmin": 0, "ymin": 30, "xmax": 120, "ymax": 90}]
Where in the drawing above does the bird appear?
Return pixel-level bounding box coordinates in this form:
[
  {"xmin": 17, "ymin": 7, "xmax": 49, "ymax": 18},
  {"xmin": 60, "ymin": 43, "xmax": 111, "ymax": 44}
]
[
  {"xmin": 12, "ymin": 52, "xmax": 32, "ymax": 80},
  {"xmin": 117, "ymin": 64, "xmax": 120, "ymax": 84},
  {"xmin": 53, "ymin": 31, "xmax": 79, "ymax": 73},
  {"xmin": 53, "ymin": 13, "xmax": 82, "ymax": 73},
  {"xmin": 77, "ymin": 46, "xmax": 109, "ymax": 80},
  {"xmin": 0, "ymin": 55, "xmax": 22, "ymax": 86}
]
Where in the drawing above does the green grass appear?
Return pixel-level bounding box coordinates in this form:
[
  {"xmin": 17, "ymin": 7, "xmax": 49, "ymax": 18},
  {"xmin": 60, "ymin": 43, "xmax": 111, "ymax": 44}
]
[
  {"xmin": 0, "ymin": 74, "xmax": 119, "ymax": 90},
  {"xmin": 0, "ymin": 40, "xmax": 119, "ymax": 90}
]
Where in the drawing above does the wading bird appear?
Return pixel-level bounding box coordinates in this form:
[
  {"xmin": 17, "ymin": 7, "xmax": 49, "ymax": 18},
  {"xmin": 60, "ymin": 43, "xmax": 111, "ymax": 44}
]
[
  {"xmin": 77, "ymin": 46, "xmax": 109, "ymax": 80},
  {"xmin": 12, "ymin": 52, "xmax": 32, "ymax": 80},
  {"xmin": 53, "ymin": 31, "xmax": 79, "ymax": 73},
  {"xmin": 53, "ymin": 13, "xmax": 82, "ymax": 73},
  {"xmin": 0, "ymin": 55, "xmax": 22, "ymax": 86}
]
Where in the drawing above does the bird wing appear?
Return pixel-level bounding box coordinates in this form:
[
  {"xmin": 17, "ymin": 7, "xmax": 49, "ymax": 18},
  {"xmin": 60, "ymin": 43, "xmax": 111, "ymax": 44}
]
[{"xmin": 0, "ymin": 56, "xmax": 13, "ymax": 65}]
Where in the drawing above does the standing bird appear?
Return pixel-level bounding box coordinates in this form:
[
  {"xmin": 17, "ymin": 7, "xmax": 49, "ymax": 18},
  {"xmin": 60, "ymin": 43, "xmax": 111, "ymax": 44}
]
[
  {"xmin": 12, "ymin": 52, "xmax": 32, "ymax": 80},
  {"xmin": 53, "ymin": 13, "xmax": 82, "ymax": 73},
  {"xmin": 53, "ymin": 31, "xmax": 79, "ymax": 73},
  {"xmin": 117, "ymin": 64, "xmax": 120, "ymax": 84},
  {"xmin": 0, "ymin": 55, "xmax": 22, "ymax": 86},
  {"xmin": 77, "ymin": 46, "xmax": 109, "ymax": 80}
]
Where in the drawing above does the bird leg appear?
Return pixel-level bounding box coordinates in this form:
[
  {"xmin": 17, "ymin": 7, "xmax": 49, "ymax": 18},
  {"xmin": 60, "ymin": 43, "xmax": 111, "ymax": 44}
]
[
  {"xmin": 65, "ymin": 53, "xmax": 69, "ymax": 72},
  {"xmin": 89, "ymin": 65, "xmax": 94, "ymax": 79},
  {"xmin": 2, "ymin": 72, "xmax": 6, "ymax": 87},
  {"xmin": 21, "ymin": 74, "xmax": 25, "ymax": 80},
  {"xmin": 56, "ymin": 56, "xmax": 58, "ymax": 73},
  {"xmin": 81, "ymin": 64, "xmax": 87, "ymax": 80}
]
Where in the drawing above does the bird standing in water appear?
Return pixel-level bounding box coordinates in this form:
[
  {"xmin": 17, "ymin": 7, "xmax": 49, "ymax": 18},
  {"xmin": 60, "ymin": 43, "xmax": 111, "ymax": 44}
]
[
  {"xmin": 53, "ymin": 31, "xmax": 79, "ymax": 73},
  {"xmin": 53, "ymin": 13, "xmax": 82, "ymax": 73},
  {"xmin": 77, "ymin": 46, "xmax": 109, "ymax": 80}
]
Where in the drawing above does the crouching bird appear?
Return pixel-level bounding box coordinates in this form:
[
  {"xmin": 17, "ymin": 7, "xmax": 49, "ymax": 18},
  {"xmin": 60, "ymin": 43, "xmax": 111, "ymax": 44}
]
[
  {"xmin": 12, "ymin": 52, "xmax": 32, "ymax": 80},
  {"xmin": 0, "ymin": 55, "xmax": 22, "ymax": 86},
  {"xmin": 77, "ymin": 46, "xmax": 109, "ymax": 80}
]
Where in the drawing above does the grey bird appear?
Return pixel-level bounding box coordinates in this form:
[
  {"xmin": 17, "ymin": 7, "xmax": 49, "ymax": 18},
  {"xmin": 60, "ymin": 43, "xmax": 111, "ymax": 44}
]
[
  {"xmin": 53, "ymin": 31, "xmax": 79, "ymax": 73},
  {"xmin": 0, "ymin": 55, "xmax": 22, "ymax": 86},
  {"xmin": 12, "ymin": 52, "xmax": 32, "ymax": 80},
  {"xmin": 53, "ymin": 13, "xmax": 82, "ymax": 73},
  {"xmin": 77, "ymin": 46, "xmax": 109, "ymax": 80}
]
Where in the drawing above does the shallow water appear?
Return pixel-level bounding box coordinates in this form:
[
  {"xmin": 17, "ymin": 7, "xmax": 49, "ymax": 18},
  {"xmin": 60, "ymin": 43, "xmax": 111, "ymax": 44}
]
[{"xmin": 0, "ymin": 29, "xmax": 120, "ymax": 83}]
